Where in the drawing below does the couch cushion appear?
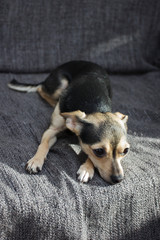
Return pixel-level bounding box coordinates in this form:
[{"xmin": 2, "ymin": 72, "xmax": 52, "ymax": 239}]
[
  {"xmin": 0, "ymin": 0, "xmax": 160, "ymax": 73},
  {"xmin": 1, "ymin": 72, "xmax": 160, "ymax": 239}
]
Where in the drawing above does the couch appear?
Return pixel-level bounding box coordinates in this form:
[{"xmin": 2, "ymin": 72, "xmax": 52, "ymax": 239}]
[{"xmin": 1, "ymin": 1, "xmax": 160, "ymax": 239}]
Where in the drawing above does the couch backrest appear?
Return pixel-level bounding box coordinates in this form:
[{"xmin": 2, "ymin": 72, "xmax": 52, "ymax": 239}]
[{"xmin": 0, "ymin": 0, "xmax": 160, "ymax": 73}]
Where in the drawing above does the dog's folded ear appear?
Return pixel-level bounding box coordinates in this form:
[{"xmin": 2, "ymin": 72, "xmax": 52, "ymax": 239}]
[
  {"xmin": 61, "ymin": 111, "xmax": 86, "ymax": 135},
  {"xmin": 114, "ymin": 112, "xmax": 128, "ymax": 123}
]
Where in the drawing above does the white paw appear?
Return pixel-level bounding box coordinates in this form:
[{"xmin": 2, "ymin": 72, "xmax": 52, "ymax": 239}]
[
  {"xmin": 26, "ymin": 157, "xmax": 44, "ymax": 174},
  {"xmin": 77, "ymin": 164, "xmax": 94, "ymax": 183}
]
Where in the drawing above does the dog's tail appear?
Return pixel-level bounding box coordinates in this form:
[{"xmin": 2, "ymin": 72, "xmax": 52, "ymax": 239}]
[{"xmin": 8, "ymin": 79, "xmax": 42, "ymax": 93}]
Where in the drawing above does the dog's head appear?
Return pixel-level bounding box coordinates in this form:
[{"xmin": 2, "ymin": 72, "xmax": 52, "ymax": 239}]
[{"xmin": 61, "ymin": 111, "xmax": 129, "ymax": 184}]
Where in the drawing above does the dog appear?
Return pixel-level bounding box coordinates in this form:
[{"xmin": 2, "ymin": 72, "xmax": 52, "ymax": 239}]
[{"xmin": 8, "ymin": 60, "xmax": 130, "ymax": 184}]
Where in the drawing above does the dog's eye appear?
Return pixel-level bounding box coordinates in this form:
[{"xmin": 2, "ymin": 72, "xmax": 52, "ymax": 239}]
[
  {"xmin": 93, "ymin": 148, "xmax": 106, "ymax": 158},
  {"xmin": 121, "ymin": 148, "xmax": 129, "ymax": 156}
]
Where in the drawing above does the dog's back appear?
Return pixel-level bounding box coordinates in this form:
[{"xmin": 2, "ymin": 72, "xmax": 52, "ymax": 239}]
[
  {"xmin": 59, "ymin": 61, "xmax": 112, "ymax": 114},
  {"xmin": 8, "ymin": 61, "xmax": 112, "ymax": 112}
]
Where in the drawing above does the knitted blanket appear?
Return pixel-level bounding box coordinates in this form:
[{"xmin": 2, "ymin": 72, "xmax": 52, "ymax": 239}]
[
  {"xmin": 0, "ymin": 0, "xmax": 160, "ymax": 239},
  {"xmin": 1, "ymin": 72, "xmax": 160, "ymax": 239}
]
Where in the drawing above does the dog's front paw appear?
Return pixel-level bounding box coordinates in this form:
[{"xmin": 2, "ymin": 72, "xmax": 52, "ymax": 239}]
[
  {"xmin": 26, "ymin": 157, "xmax": 44, "ymax": 174},
  {"xmin": 77, "ymin": 163, "xmax": 94, "ymax": 183}
]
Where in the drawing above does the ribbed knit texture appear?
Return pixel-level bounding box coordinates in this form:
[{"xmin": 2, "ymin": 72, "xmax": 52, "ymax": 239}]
[
  {"xmin": 1, "ymin": 72, "xmax": 160, "ymax": 240},
  {"xmin": 0, "ymin": 0, "xmax": 160, "ymax": 73},
  {"xmin": 0, "ymin": 0, "xmax": 160, "ymax": 239}
]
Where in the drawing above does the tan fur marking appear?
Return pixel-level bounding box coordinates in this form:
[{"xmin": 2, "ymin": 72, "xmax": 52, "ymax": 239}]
[
  {"xmin": 61, "ymin": 110, "xmax": 86, "ymax": 119},
  {"xmin": 26, "ymin": 103, "xmax": 65, "ymax": 173},
  {"xmin": 85, "ymin": 112, "xmax": 107, "ymax": 127},
  {"xmin": 80, "ymin": 141, "xmax": 113, "ymax": 180},
  {"xmin": 37, "ymin": 79, "xmax": 68, "ymax": 107},
  {"xmin": 116, "ymin": 137, "xmax": 130, "ymax": 156},
  {"xmin": 79, "ymin": 135, "xmax": 128, "ymax": 183},
  {"xmin": 52, "ymin": 79, "xmax": 68, "ymax": 100},
  {"xmin": 37, "ymin": 86, "xmax": 57, "ymax": 107},
  {"xmin": 61, "ymin": 111, "xmax": 129, "ymax": 183},
  {"xmin": 61, "ymin": 111, "xmax": 86, "ymax": 135}
]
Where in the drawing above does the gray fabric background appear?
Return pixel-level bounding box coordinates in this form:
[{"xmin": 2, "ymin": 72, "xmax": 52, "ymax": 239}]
[
  {"xmin": 0, "ymin": 0, "xmax": 160, "ymax": 73},
  {"xmin": 0, "ymin": 1, "xmax": 160, "ymax": 240}
]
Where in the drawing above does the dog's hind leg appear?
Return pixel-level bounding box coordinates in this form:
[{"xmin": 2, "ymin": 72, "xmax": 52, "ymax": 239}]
[
  {"xmin": 37, "ymin": 86, "xmax": 57, "ymax": 107},
  {"xmin": 37, "ymin": 78, "xmax": 68, "ymax": 107},
  {"xmin": 26, "ymin": 103, "xmax": 65, "ymax": 173}
]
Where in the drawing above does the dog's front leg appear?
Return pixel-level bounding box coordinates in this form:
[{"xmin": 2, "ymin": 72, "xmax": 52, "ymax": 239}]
[
  {"xmin": 26, "ymin": 127, "xmax": 57, "ymax": 173},
  {"xmin": 26, "ymin": 103, "xmax": 65, "ymax": 174},
  {"xmin": 77, "ymin": 158, "xmax": 94, "ymax": 183}
]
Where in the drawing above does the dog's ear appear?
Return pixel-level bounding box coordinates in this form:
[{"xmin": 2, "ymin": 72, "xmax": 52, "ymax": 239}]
[
  {"xmin": 61, "ymin": 110, "xmax": 86, "ymax": 135},
  {"xmin": 114, "ymin": 112, "xmax": 128, "ymax": 124}
]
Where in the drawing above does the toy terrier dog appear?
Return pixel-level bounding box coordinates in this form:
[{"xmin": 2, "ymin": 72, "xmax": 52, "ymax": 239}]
[{"xmin": 8, "ymin": 61, "xmax": 130, "ymax": 184}]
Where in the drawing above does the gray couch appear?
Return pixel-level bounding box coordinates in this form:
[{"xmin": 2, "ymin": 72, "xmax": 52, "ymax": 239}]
[{"xmin": 1, "ymin": 1, "xmax": 160, "ymax": 239}]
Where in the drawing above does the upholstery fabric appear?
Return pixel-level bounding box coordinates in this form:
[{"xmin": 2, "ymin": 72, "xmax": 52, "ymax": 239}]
[
  {"xmin": 1, "ymin": 72, "xmax": 160, "ymax": 240},
  {"xmin": 0, "ymin": 0, "xmax": 160, "ymax": 73},
  {"xmin": 0, "ymin": 0, "xmax": 160, "ymax": 239}
]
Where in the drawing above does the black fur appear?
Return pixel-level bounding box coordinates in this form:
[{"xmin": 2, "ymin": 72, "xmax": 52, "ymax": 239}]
[
  {"xmin": 79, "ymin": 117, "xmax": 126, "ymax": 145},
  {"xmin": 9, "ymin": 61, "xmax": 112, "ymax": 115},
  {"xmin": 79, "ymin": 121, "xmax": 103, "ymax": 144},
  {"xmin": 10, "ymin": 79, "xmax": 39, "ymax": 87},
  {"xmin": 57, "ymin": 61, "xmax": 112, "ymax": 114},
  {"xmin": 44, "ymin": 61, "xmax": 113, "ymax": 145}
]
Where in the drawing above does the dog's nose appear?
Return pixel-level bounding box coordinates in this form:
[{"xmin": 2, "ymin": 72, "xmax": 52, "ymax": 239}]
[{"xmin": 111, "ymin": 174, "xmax": 124, "ymax": 184}]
